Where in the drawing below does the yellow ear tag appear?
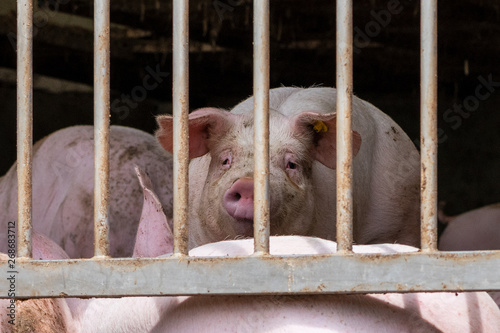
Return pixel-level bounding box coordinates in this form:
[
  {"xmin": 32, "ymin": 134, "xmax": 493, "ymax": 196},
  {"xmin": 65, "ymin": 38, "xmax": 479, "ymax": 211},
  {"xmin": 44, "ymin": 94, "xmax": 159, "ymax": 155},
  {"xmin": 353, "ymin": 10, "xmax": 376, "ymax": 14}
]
[{"xmin": 313, "ymin": 121, "xmax": 328, "ymax": 133}]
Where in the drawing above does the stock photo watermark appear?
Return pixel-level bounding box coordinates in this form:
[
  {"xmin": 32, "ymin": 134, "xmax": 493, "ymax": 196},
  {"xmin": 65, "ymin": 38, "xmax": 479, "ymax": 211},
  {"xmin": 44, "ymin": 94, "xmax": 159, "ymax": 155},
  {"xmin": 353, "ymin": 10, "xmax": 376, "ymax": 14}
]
[
  {"xmin": 5, "ymin": 221, "xmax": 17, "ymax": 325},
  {"xmin": 413, "ymin": 74, "xmax": 500, "ymax": 148},
  {"xmin": 212, "ymin": 0, "xmax": 411, "ymax": 50},
  {"xmin": 213, "ymin": 0, "xmax": 245, "ymax": 22},
  {"xmin": 353, "ymin": 0, "xmax": 409, "ymax": 54},
  {"xmin": 7, "ymin": 0, "xmax": 70, "ymax": 51},
  {"xmin": 111, "ymin": 64, "xmax": 170, "ymax": 120}
]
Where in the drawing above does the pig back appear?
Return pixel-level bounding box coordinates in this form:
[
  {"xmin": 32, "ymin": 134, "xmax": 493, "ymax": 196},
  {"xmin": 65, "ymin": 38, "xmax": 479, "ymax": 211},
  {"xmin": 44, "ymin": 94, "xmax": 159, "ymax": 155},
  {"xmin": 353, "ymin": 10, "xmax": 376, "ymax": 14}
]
[{"xmin": 0, "ymin": 125, "xmax": 173, "ymax": 258}]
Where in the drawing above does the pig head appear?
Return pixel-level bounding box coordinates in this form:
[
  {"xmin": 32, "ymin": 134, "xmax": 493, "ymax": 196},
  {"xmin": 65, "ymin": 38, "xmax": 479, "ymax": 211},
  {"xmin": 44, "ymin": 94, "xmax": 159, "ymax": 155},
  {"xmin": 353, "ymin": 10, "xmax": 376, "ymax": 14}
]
[
  {"xmin": 157, "ymin": 107, "xmax": 361, "ymax": 248},
  {"xmin": 156, "ymin": 87, "xmax": 421, "ymax": 249}
]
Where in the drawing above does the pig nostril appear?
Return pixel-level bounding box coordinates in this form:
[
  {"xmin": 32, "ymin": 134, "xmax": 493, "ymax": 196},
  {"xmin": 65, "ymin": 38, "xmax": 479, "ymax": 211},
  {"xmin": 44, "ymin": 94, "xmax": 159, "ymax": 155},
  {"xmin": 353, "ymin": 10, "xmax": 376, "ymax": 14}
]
[{"xmin": 224, "ymin": 178, "xmax": 255, "ymax": 221}]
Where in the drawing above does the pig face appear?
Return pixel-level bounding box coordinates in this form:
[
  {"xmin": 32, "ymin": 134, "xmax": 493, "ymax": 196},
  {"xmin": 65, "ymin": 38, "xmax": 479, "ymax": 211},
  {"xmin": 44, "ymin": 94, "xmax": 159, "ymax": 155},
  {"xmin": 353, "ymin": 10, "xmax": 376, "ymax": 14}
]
[{"xmin": 156, "ymin": 108, "xmax": 361, "ymax": 245}]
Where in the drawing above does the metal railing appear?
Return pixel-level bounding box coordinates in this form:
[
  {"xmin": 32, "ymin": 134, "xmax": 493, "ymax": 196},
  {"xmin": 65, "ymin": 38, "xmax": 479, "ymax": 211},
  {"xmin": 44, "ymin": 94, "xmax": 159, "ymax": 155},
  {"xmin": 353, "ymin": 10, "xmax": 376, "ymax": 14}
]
[{"xmin": 2, "ymin": 0, "xmax": 500, "ymax": 298}]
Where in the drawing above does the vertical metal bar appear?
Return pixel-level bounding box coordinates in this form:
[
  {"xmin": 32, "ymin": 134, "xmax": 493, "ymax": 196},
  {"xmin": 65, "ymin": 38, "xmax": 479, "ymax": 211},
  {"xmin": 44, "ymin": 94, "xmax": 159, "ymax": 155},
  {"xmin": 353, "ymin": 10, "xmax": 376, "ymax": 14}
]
[
  {"xmin": 253, "ymin": 0, "xmax": 270, "ymax": 255},
  {"xmin": 16, "ymin": 0, "xmax": 33, "ymax": 258},
  {"xmin": 93, "ymin": 0, "xmax": 111, "ymax": 257},
  {"xmin": 172, "ymin": 0, "xmax": 190, "ymax": 256},
  {"xmin": 420, "ymin": 0, "xmax": 438, "ymax": 252},
  {"xmin": 335, "ymin": 0, "xmax": 354, "ymax": 253}
]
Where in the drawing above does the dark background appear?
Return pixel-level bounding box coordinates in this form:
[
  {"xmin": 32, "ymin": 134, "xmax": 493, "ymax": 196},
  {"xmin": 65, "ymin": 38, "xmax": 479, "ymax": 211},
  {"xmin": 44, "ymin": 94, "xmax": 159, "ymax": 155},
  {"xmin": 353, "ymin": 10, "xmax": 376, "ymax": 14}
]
[{"xmin": 0, "ymin": 0, "xmax": 499, "ymax": 218}]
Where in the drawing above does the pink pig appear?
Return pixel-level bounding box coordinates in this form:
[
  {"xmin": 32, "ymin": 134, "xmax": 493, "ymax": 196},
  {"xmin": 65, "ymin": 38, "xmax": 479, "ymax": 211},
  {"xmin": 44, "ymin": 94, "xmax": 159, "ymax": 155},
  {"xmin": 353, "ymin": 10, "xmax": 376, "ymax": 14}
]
[
  {"xmin": 156, "ymin": 87, "xmax": 421, "ymax": 249},
  {"xmin": 0, "ymin": 125, "xmax": 173, "ymax": 258},
  {"xmin": 439, "ymin": 202, "xmax": 500, "ymax": 308},
  {"xmin": 439, "ymin": 202, "xmax": 500, "ymax": 251},
  {"xmin": 76, "ymin": 181, "xmax": 500, "ymax": 332},
  {"xmin": 77, "ymin": 233, "xmax": 500, "ymax": 333}
]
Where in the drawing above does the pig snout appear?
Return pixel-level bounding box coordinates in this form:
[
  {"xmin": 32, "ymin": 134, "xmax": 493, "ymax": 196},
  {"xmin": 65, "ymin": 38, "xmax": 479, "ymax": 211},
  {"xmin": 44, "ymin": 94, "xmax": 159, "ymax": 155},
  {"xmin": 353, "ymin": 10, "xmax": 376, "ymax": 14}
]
[{"xmin": 223, "ymin": 177, "xmax": 254, "ymax": 223}]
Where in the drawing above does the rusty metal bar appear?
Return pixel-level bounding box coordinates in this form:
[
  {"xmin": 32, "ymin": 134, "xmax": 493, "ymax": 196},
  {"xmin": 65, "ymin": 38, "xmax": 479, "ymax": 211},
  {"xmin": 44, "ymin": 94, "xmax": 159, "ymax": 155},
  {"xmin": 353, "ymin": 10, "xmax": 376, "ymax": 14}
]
[
  {"xmin": 93, "ymin": 0, "xmax": 111, "ymax": 257},
  {"xmin": 172, "ymin": 0, "xmax": 190, "ymax": 255},
  {"xmin": 16, "ymin": 0, "xmax": 34, "ymax": 258},
  {"xmin": 335, "ymin": 0, "xmax": 354, "ymax": 253},
  {"xmin": 420, "ymin": 0, "xmax": 438, "ymax": 252},
  {"xmin": 2, "ymin": 251, "xmax": 500, "ymax": 297},
  {"xmin": 253, "ymin": 0, "xmax": 271, "ymax": 255}
]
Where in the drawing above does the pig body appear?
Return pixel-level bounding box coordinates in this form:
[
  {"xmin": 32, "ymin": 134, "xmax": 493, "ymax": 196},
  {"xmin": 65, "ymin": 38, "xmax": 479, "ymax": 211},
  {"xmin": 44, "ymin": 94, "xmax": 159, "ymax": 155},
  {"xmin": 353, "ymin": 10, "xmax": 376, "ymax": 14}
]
[
  {"xmin": 70, "ymin": 189, "xmax": 500, "ymax": 333},
  {"xmin": 156, "ymin": 87, "xmax": 420, "ymax": 249},
  {"xmin": 439, "ymin": 202, "xmax": 500, "ymax": 251},
  {"xmin": 76, "ymin": 236, "xmax": 500, "ymax": 333},
  {"xmin": 0, "ymin": 125, "xmax": 173, "ymax": 258},
  {"xmin": 439, "ymin": 202, "xmax": 500, "ymax": 308}
]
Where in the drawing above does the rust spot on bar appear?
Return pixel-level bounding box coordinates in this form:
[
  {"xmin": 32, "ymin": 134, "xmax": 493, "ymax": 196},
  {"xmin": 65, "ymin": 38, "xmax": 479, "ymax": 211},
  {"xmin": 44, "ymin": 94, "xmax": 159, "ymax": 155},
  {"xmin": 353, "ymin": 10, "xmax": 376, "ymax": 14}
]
[{"xmin": 300, "ymin": 283, "xmax": 327, "ymax": 293}]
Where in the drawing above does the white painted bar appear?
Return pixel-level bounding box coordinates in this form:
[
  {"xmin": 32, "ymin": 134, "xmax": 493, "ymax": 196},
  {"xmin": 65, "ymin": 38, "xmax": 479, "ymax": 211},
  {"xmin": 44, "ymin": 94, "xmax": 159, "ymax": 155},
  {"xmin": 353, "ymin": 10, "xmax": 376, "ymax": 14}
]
[
  {"xmin": 16, "ymin": 0, "xmax": 34, "ymax": 259},
  {"xmin": 93, "ymin": 0, "xmax": 111, "ymax": 257},
  {"xmin": 253, "ymin": 0, "xmax": 271, "ymax": 254},
  {"xmin": 335, "ymin": 0, "xmax": 354, "ymax": 253},
  {"xmin": 172, "ymin": 0, "xmax": 190, "ymax": 255},
  {"xmin": 420, "ymin": 0, "xmax": 438, "ymax": 252}
]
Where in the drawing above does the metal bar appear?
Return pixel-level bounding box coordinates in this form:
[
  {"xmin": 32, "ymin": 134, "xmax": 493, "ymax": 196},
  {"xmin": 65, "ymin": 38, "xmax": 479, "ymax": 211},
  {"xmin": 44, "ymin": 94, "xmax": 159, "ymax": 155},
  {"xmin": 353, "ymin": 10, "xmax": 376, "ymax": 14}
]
[
  {"xmin": 16, "ymin": 0, "xmax": 34, "ymax": 258},
  {"xmin": 93, "ymin": 0, "xmax": 111, "ymax": 257},
  {"xmin": 2, "ymin": 251, "xmax": 500, "ymax": 297},
  {"xmin": 420, "ymin": 0, "xmax": 438, "ymax": 252},
  {"xmin": 253, "ymin": 0, "xmax": 271, "ymax": 255},
  {"xmin": 172, "ymin": 0, "xmax": 190, "ymax": 255},
  {"xmin": 335, "ymin": 0, "xmax": 354, "ymax": 253}
]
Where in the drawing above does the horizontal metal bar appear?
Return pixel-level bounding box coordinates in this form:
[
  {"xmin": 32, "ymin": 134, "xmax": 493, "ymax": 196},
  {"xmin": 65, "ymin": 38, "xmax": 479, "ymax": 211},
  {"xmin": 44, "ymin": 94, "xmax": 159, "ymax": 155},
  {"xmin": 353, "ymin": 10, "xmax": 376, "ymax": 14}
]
[{"xmin": 2, "ymin": 252, "xmax": 500, "ymax": 298}]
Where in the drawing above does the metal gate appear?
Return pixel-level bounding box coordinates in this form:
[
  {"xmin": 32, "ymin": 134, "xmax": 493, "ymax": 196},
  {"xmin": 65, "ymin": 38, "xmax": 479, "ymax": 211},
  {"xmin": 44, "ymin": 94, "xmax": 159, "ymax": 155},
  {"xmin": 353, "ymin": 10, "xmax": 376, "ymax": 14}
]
[{"xmin": 2, "ymin": 0, "xmax": 500, "ymax": 299}]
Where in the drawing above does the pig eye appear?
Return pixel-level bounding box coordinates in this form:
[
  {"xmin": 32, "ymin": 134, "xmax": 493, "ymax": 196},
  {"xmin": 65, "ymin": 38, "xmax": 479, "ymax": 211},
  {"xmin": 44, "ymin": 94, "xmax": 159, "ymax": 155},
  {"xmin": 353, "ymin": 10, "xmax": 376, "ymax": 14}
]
[
  {"xmin": 284, "ymin": 153, "xmax": 299, "ymax": 172},
  {"xmin": 220, "ymin": 151, "xmax": 232, "ymax": 169}
]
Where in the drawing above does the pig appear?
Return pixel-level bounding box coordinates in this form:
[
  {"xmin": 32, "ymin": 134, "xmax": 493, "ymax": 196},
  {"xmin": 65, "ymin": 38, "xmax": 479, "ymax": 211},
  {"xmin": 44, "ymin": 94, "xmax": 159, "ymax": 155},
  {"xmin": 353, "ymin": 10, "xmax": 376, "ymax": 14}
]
[
  {"xmin": 77, "ymin": 184, "xmax": 500, "ymax": 332},
  {"xmin": 439, "ymin": 202, "xmax": 500, "ymax": 251},
  {"xmin": 133, "ymin": 166, "xmax": 174, "ymax": 258},
  {"xmin": 77, "ymin": 235, "xmax": 500, "ymax": 333},
  {"xmin": 160, "ymin": 240, "xmax": 500, "ymax": 333},
  {"xmin": 156, "ymin": 87, "xmax": 421, "ymax": 249},
  {"xmin": 439, "ymin": 202, "xmax": 500, "ymax": 308},
  {"xmin": 0, "ymin": 125, "xmax": 173, "ymax": 258}
]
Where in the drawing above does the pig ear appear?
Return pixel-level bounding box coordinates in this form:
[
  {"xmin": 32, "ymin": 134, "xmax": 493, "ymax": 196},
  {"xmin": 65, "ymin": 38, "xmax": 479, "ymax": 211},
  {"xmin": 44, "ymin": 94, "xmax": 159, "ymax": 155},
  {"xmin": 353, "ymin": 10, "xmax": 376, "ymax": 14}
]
[
  {"xmin": 133, "ymin": 166, "xmax": 174, "ymax": 258},
  {"xmin": 293, "ymin": 112, "xmax": 362, "ymax": 169},
  {"xmin": 33, "ymin": 232, "xmax": 70, "ymax": 260},
  {"xmin": 156, "ymin": 107, "xmax": 235, "ymax": 159}
]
